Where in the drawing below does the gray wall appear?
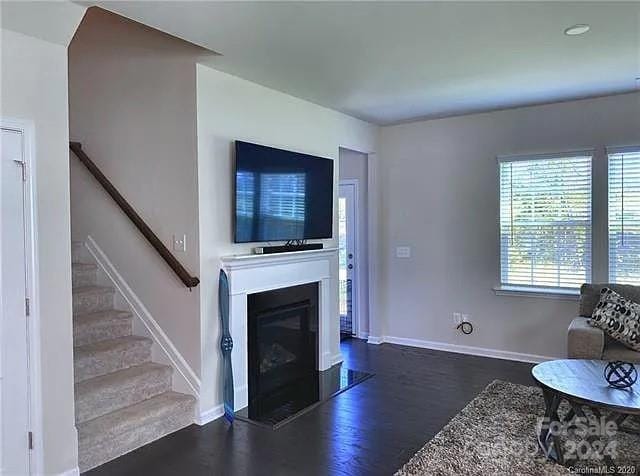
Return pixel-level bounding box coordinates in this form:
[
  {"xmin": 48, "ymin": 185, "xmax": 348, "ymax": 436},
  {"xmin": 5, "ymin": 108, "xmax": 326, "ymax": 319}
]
[
  {"xmin": 69, "ymin": 8, "xmax": 206, "ymax": 377},
  {"xmin": 1, "ymin": 2, "xmax": 86, "ymax": 472},
  {"xmin": 339, "ymin": 148, "xmax": 369, "ymax": 337},
  {"xmin": 376, "ymin": 92, "xmax": 640, "ymax": 359},
  {"xmin": 196, "ymin": 64, "xmax": 378, "ymax": 417}
]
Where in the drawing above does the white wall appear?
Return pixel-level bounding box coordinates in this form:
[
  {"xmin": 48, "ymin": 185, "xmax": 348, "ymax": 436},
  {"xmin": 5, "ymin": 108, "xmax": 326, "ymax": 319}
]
[
  {"xmin": 68, "ymin": 8, "xmax": 205, "ymax": 380},
  {"xmin": 376, "ymin": 92, "xmax": 640, "ymax": 359},
  {"xmin": 339, "ymin": 148, "xmax": 370, "ymax": 337},
  {"xmin": 196, "ymin": 65, "xmax": 378, "ymax": 416},
  {"xmin": 1, "ymin": 2, "xmax": 86, "ymax": 471}
]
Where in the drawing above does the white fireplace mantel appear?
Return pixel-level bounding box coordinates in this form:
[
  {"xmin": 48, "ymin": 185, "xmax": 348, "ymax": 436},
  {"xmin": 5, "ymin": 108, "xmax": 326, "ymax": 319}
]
[{"xmin": 220, "ymin": 248, "xmax": 341, "ymax": 411}]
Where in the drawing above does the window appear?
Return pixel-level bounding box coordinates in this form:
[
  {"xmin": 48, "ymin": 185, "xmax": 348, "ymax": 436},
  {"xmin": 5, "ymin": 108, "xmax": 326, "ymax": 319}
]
[
  {"xmin": 499, "ymin": 152, "xmax": 592, "ymax": 290},
  {"xmin": 608, "ymin": 147, "xmax": 640, "ymax": 284}
]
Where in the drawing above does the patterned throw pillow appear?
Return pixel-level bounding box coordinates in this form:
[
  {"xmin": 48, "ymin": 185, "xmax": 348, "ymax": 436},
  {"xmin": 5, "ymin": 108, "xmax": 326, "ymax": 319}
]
[{"xmin": 590, "ymin": 287, "xmax": 640, "ymax": 351}]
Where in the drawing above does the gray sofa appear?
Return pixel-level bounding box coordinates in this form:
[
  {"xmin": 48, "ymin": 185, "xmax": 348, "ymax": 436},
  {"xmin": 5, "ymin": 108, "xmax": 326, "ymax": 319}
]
[{"xmin": 568, "ymin": 283, "xmax": 640, "ymax": 363}]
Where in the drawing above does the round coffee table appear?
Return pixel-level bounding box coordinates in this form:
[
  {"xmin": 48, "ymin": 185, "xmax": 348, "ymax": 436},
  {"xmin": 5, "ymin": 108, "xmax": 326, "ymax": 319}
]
[{"xmin": 532, "ymin": 359, "xmax": 640, "ymax": 466}]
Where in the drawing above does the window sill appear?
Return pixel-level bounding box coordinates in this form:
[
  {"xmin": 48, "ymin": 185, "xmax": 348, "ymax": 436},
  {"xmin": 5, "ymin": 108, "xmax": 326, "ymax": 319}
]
[{"xmin": 493, "ymin": 285, "xmax": 580, "ymax": 301}]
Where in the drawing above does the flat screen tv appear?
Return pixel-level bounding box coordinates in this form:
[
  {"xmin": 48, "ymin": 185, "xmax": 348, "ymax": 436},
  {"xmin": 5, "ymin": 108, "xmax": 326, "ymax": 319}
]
[{"xmin": 234, "ymin": 141, "xmax": 334, "ymax": 243}]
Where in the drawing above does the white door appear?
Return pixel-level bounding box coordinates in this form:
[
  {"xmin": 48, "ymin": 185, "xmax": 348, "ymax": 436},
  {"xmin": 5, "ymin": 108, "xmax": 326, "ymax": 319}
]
[
  {"xmin": 338, "ymin": 182, "xmax": 357, "ymax": 338},
  {"xmin": 1, "ymin": 127, "xmax": 31, "ymax": 475}
]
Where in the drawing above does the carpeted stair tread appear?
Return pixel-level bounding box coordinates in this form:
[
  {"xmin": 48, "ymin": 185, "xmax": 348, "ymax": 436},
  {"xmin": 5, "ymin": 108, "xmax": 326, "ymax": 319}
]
[
  {"xmin": 75, "ymin": 362, "xmax": 173, "ymax": 424},
  {"xmin": 78, "ymin": 391, "xmax": 195, "ymax": 472},
  {"xmin": 72, "ymin": 262, "xmax": 97, "ymax": 271},
  {"xmin": 72, "ymin": 285, "xmax": 113, "ymax": 296},
  {"xmin": 72, "ymin": 262, "xmax": 98, "ymax": 288},
  {"xmin": 74, "ymin": 336, "xmax": 152, "ymax": 382},
  {"xmin": 78, "ymin": 390, "xmax": 195, "ymax": 439},
  {"xmin": 73, "ymin": 285, "xmax": 115, "ymax": 314},
  {"xmin": 73, "ymin": 310, "xmax": 132, "ymax": 347},
  {"xmin": 71, "ymin": 241, "xmax": 85, "ymax": 263}
]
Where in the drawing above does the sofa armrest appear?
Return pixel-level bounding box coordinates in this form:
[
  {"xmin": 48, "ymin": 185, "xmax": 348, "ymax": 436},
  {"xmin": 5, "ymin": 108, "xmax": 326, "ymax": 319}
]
[{"xmin": 568, "ymin": 316, "xmax": 605, "ymax": 359}]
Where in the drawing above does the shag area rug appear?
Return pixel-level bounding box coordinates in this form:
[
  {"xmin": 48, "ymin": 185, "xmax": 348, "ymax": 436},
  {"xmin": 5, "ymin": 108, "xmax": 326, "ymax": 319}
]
[{"xmin": 396, "ymin": 380, "xmax": 640, "ymax": 475}]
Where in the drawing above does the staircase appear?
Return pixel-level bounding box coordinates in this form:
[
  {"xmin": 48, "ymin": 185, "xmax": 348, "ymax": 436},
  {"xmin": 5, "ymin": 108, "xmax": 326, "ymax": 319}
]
[{"xmin": 72, "ymin": 243, "xmax": 196, "ymax": 472}]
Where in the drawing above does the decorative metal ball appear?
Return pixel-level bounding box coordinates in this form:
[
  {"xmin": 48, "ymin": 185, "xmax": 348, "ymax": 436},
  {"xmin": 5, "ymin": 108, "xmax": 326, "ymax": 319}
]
[
  {"xmin": 604, "ymin": 361, "xmax": 637, "ymax": 389},
  {"xmin": 220, "ymin": 335, "xmax": 234, "ymax": 353}
]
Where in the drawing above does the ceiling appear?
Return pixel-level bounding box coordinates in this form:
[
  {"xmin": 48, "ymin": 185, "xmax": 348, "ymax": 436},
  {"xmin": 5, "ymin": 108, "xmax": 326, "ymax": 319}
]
[{"xmin": 85, "ymin": 1, "xmax": 639, "ymax": 125}]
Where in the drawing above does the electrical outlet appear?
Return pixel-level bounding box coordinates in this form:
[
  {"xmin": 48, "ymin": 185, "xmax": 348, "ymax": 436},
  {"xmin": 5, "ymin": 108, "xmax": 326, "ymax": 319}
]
[
  {"xmin": 453, "ymin": 312, "xmax": 462, "ymax": 325},
  {"xmin": 173, "ymin": 234, "xmax": 187, "ymax": 252},
  {"xmin": 396, "ymin": 246, "xmax": 411, "ymax": 258}
]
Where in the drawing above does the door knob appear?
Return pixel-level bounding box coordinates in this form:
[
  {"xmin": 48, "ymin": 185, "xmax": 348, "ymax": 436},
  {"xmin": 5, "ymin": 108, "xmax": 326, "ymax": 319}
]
[{"xmin": 348, "ymin": 264, "xmax": 353, "ymax": 269}]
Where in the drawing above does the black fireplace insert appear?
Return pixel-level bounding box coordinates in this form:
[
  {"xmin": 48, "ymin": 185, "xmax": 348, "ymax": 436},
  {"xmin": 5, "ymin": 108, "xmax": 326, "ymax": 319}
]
[
  {"xmin": 240, "ymin": 282, "xmax": 373, "ymax": 427},
  {"xmin": 247, "ymin": 282, "xmax": 319, "ymax": 421}
]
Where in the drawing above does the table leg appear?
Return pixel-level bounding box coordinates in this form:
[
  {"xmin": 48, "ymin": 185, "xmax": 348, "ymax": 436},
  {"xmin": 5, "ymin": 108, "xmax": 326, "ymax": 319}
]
[
  {"xmin": 570, "ymin": 403, "xmax": 614, "ymax": 467},
  {"xmin": 538, "ymin": 388, "xmax": 563, "ymax": 464}
]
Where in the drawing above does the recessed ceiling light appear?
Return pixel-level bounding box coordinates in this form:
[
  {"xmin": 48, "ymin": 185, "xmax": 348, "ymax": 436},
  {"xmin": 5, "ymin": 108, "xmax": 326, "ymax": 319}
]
[{"xmin": 564, "ymin": 24, "xmax": 591, "ymax": 36}]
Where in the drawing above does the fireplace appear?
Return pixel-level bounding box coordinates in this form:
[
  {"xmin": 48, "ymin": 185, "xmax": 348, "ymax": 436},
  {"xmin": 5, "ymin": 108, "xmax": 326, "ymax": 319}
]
[
  {"xmin": 220, "ymin": 248, "xmax": 342, "ymax": 419},
  {"xmin": 247, "ymin": 282, "xmax": 319, "ymax": 421},
  {"xmin": 220, "ymin": 250, "xmax": 372, "ymax": 428}
]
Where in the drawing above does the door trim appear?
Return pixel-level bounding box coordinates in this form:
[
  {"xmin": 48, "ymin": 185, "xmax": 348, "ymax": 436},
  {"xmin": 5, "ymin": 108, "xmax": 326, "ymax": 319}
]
[
  {"xmin": 366, "ymin": 152, "xmax": 379, "ymax": 343},
  {"xmin": 2, "ymin": 117, "xmax": 42, "ymax": 475},
  {"xmin": 338, "ymin": 179, "xmax": 360, "ymax": 338}
]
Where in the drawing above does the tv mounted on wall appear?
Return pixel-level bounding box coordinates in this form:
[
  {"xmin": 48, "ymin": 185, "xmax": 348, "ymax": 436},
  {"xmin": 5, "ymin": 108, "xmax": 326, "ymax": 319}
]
[{"xmin": 234, "ymin": 141, "xmax": 334, "ymax": 243}]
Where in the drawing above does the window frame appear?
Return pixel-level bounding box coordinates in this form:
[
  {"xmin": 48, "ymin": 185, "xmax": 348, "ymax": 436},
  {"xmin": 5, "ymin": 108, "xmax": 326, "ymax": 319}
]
[
  {"xmin": 606, "ymin": 145, "xmax": 640, "ymax": 285},
  {"xmin": 495, "ymin": 149, "xmax": 595, "ymax": 298}
]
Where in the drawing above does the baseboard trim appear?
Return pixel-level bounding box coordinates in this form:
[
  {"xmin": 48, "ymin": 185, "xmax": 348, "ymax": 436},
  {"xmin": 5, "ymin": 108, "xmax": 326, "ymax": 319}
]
[
  {"xmin": 196, "ymin": 404, "xmax": 224, "ymax": 426},
  {"xmin": 367, "ymin": 336, "xmax": 383, "ymax": 345},
  {"xmin": 85, "ymin": 236, "xmax": 201, "ymax": 396},
  {"xmin": 58, "ymin": 467, "xmax": 80, "ymax": 476},
  {"xmin": 234, "ymin": 384, "xmax": 249, "ymax": 412},
  {"xmin": 380, "ymin": 335, "xmax": 556, "ymax": 364}
]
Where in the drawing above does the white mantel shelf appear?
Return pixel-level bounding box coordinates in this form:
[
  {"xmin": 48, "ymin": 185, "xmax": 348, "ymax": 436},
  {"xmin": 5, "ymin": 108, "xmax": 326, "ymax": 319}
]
[
  {"xmin": 220, "ymin": 247, "xmax": 338, "ymax": 270},
  {"xmin": 220, "ymin": 246, "xmax": 341, "ymax": 411}
]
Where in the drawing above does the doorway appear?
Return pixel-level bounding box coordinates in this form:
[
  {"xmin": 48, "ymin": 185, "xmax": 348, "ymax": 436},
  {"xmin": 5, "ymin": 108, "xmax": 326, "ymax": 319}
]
[
  {"xmin": 1, "ymin": 126, "xmax": 33, "ymax": 475},
  {"xmin": 338, "ymin": 181, "xmax": 357, "ymax": 340},
  {"xmin": 338, "ymin": 146, "xmax": 370, "ymax": 340}
]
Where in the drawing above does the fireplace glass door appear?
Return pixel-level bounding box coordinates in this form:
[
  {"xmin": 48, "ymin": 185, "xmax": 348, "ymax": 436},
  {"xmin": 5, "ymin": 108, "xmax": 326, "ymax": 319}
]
[{"xmin": 247, "ymin": 283, "xmax": 319, "ymax": 422}]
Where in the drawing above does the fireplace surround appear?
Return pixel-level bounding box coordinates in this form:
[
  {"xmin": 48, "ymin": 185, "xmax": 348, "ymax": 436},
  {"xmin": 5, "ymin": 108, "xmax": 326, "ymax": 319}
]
[{"xmin": 220, "ymin": 248, "xmax": 342, "ymax": 411}]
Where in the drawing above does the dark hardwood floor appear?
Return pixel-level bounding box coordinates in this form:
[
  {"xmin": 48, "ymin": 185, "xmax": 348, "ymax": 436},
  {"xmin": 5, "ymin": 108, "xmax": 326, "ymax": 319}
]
[{"xmin": 86, "ymin": 339, "xmax": 535, "ymax": 476}]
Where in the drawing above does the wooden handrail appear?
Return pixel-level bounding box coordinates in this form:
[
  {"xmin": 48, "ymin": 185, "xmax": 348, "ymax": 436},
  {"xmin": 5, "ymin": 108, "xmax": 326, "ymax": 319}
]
[{"xmin": 69, "ymin": 142, "xmax": 200, "ymax": 289}]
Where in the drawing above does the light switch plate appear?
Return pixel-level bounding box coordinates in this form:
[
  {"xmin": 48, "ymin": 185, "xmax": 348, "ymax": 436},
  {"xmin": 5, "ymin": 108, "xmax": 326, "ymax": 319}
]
[
  {"xmin": 173, "ymin": 234, "xmax": 187, "ymax": 252},
  {"xmin": 396, "ymin": 246, "xmax": 411, "ymax": 258}
]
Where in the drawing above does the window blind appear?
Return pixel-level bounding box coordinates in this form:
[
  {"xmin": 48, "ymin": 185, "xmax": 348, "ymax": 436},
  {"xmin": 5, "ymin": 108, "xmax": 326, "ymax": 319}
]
[
  {"xmin": 608, "ymin": 147, "xmax": 640, "ymax": 284},
  {"xmin": 499, "ymin": 153, "xmax": 592, "ymax": 289},
  {"xmin": 259, "ymin": 173, "xmax": 306, "ymax": 221},
  {"xmin": 236, "ymin": 171, "xmax": 255, "ymax": 218}
]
